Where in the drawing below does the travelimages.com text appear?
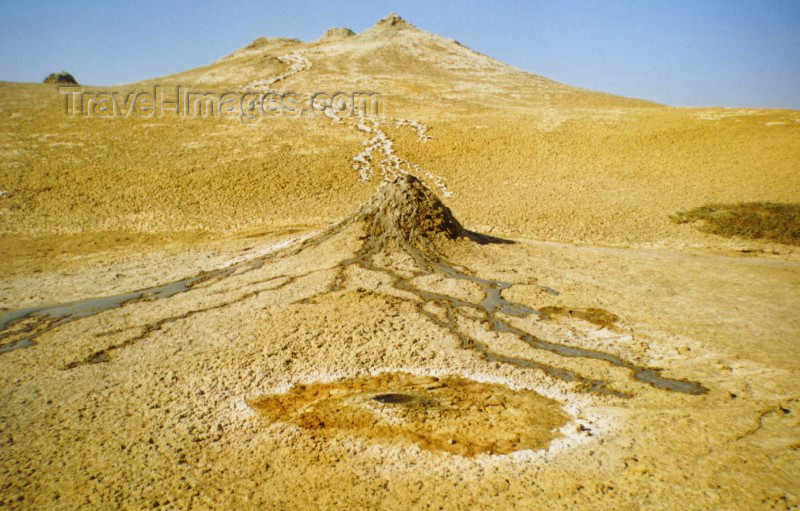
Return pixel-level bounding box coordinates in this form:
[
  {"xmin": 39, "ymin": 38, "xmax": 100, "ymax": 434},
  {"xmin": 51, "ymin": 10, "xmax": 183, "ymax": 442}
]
[{"xmin": 58, "ymin": 86, "xmax": 384, "ymax": 123}]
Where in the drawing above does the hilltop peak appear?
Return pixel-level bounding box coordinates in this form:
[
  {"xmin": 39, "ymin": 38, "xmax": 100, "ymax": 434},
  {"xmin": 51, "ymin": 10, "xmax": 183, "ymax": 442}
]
[
  {"xmin": 361, "ymin": 12, "xmax": 421, "ymax": 36},
  {"xmin": 319, "ymin": 27, "xmax": 355, "ymax": 42},
  {"xmin": 378, "ymin": 12, "xmax": 408, "ymax": 26}
]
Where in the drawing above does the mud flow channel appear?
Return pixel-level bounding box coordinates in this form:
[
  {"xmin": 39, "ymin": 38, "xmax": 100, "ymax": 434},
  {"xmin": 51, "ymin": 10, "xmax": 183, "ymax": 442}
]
[{"xmin": 0, "ymin": 174, "xmax": 707, "ymax": 398}]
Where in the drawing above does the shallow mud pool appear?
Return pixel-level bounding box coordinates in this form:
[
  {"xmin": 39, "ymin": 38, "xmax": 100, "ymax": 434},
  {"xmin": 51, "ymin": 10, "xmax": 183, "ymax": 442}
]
[{"xmin": 249, "ymin": 372, "xmax": 568, "ymax": 456}]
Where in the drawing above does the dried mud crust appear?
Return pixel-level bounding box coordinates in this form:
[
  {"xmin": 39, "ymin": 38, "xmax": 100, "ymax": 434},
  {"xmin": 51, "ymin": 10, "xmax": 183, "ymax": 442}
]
[
  {"xmin": 0, "ymin": 13, "xmax": 799, "ymax": 510},
  {"xmin": 328, "ymin": 175, "xmax": 706, "ymax": 397},
  {"xmin": 0, "ymin": 181, "xmax": 798, "ymax": 508},
  {"xmin": 248, "ymin": 372, "xmax": 568, "ymax": 456},
  {"xmin": 0, "ymin": 173, "xmax": 706, "ymax": 397}
]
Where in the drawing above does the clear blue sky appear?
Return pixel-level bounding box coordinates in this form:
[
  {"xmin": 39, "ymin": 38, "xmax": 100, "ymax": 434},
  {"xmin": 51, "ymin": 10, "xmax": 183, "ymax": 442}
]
[{"xmin": 1, "ymin": 0, "xmax": 798, "ymax": 108}]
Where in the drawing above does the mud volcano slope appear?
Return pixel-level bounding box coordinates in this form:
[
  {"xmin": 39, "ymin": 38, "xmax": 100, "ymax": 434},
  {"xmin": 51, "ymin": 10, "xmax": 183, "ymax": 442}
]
[
  {"xmin": 351, "ymin": 174, "xmax": 513, "ymax": 254},
  {"xmin": 0, "ymin": 173, "xmax": 707, "ymax": 398},
  {"xmin": 4, "ymin": 171, "xmax": 799, "ymax": 510},
  {"xmin": 303, "ymin": 174, "xmax": 707, "ymax": 398}
]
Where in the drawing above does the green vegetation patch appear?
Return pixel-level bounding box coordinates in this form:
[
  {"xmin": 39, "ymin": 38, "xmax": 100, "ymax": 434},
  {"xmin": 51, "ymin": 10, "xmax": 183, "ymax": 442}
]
[{"xmin": 672, "ymin": 202, "xmax": 800, "ymax": 245}]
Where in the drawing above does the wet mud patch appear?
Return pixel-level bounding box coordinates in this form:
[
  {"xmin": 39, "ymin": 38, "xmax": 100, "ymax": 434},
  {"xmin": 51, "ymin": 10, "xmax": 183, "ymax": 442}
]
[{"xmin": 249, "ymin": 372, "xmax": 568, "ymax": 456}]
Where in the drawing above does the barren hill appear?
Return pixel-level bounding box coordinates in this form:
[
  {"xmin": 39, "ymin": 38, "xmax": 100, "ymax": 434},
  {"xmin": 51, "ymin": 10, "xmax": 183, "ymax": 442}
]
[
  {"xmin": 156, "ymin": 13, "xmax": 652, "ymax": 110},
  {"xmin": 0, "ymin": 12, "xmax": 798, "ymax": 269}
]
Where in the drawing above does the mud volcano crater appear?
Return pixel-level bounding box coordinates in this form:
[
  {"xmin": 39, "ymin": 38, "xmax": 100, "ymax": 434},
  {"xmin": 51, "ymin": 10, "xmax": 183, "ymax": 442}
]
[
  {"xmin": 372, "ymin": 392, "xmax": 419, "ymax": 404},
  {"xmin": 248, "ymin": 372, "xmax": 568, "ymax": 456}
]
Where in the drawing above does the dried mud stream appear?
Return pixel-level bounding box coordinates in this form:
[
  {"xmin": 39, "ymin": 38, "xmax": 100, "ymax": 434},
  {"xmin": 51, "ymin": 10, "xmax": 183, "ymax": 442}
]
[
  {"xmin": 1, "ymin": 176, "xmax": 798, "ymax": 509},
  {"xmin": 0, "ymin": 175, "xmax": 705, "ymax": 398}
]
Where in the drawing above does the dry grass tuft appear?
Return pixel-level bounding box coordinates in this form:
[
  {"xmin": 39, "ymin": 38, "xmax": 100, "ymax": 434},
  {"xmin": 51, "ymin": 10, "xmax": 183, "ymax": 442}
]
[{"xmin": 672, "ymin": 202, "xmax": 800, "ymax": 245}]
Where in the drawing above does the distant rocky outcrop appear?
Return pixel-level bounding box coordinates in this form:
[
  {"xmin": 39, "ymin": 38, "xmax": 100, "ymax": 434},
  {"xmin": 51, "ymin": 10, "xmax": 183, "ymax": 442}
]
[
  {"xmin": 319, "ymin": 27, "xmax": 355, "ymax": 42},
  {"xmin": 245, "ymin": 37, "xmax": 302, "ymax": 50},
  {"xmin": 43, "ymin": 71, "xmax": 78, "ymax": 85},
  {"xmin": 377, "ymin": 12, "xmax": 410, "ymax": 28}
]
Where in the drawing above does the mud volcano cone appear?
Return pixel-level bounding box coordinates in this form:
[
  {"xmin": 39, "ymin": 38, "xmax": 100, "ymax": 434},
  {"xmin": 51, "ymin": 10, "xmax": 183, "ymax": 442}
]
[
  {"xmin": 43, "ymin": 71, "xmax": 78, "ymax": 85},
  {"xmin": 352, "ymin": 174, "xmax": 465, "ymax": 255}
]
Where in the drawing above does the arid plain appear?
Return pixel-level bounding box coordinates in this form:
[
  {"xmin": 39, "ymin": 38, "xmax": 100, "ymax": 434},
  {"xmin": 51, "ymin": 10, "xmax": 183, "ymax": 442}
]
[{"xmin": 1, "ymin": 14, "xmax": 799, "ymax": 510}]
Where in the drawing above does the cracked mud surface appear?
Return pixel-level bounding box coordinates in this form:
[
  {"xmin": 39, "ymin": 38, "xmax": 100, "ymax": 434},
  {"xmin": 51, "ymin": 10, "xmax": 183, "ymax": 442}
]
[
  {"xmin": 0, "ymin": 176, "xmax": 705, "ymax": 397},
  {"xmin": 1, "ymin": 176, "xmax": 798, "ymax": 510}
]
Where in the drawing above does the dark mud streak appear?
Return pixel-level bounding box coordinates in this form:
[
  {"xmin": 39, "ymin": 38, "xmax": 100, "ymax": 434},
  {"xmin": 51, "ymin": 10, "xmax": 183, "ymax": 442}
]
[
  {"xmin": 373, "ymin": 393, "xmax": 416, "ymax": 404},
  {"xmin": 0, "ymin": 267, "xmax": 239, "ymax": 354},
  {"xmin": 61, "ymin": 276, "xmax": 285, "ymax": 368},
  {"xmin": 0, "ymin": 176, "xmax": 707, "ymax": 396},
  {"xmin": 340, "ymin": 226, "xmax": 706, "ymax": 396},
  {"xmin": 0, "ymin": 224, "xmax": 347, "ymax": 356},
  {"xmin": 60, "ymin": 270, "xmax": 329, "ymax": 369}
]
